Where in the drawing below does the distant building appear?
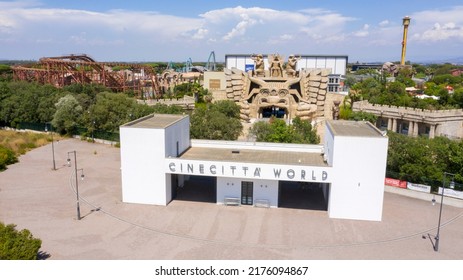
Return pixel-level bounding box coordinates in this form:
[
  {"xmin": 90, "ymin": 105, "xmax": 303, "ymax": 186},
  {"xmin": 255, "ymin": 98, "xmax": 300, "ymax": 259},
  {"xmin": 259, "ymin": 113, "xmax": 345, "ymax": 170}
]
[
  {"xmin": 225, "ymin": 54, "xmax": 348, "ymax": 94},
  {"xmin": 225, "ymin": 54, "xmax": 348, "ymax": 75},
  {"xmin": 350, "ymin": 63, "xmax": 383, "ymax": 72},
  {"xmin": 450, "ymin": 69, "xmax": 463, "ymax": 77},
  {"xmin": 353, "ymin": 100, "xmax": 463, "ymax": 139}
]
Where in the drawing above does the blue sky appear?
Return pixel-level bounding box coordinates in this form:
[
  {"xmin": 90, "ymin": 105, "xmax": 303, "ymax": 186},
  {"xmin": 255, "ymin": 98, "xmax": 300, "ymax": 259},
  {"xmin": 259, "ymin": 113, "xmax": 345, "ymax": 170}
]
[{"xmin": 1, "ymin": 0, "xmax": 463, "ymax": 63}]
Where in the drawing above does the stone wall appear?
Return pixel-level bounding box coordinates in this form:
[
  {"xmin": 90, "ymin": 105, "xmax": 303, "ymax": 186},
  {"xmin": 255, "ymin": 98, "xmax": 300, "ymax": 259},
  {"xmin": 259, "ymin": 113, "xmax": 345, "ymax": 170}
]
[{"xmin": 353, "ymin": 100, "xmax": 463, "ymax": 139}]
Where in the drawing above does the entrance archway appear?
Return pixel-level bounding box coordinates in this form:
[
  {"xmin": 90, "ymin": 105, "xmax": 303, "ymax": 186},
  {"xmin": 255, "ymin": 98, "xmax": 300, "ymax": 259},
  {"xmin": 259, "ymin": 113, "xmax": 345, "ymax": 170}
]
[{"xmin": 260, "ymin": 106, "xmax": 286, "ymax": 118}]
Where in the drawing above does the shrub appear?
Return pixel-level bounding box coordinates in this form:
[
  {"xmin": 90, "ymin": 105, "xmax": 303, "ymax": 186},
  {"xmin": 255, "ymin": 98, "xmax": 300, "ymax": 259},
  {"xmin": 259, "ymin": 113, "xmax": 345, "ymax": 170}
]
[
  {"xmin": 0, "ymin": 145, "xmax": 17, "ymax": 170},
  {"xmin": 0, "ymin": 222, "xmax": 42, "ymax": 260}
]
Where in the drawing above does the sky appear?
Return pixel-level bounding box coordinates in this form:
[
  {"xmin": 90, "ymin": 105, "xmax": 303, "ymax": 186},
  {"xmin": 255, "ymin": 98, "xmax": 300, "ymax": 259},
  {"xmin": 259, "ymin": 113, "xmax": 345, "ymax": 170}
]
[{"xmin": 1, "ymin": 0, "xmax": 463, "ymax": 63}]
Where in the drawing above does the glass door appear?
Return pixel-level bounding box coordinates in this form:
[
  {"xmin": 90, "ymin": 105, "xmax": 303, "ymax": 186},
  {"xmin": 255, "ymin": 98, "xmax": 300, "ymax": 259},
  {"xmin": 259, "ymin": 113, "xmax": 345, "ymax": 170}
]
[{"xmin": 241, "ymin": 181, "xmax": 253, "ymax": 205}]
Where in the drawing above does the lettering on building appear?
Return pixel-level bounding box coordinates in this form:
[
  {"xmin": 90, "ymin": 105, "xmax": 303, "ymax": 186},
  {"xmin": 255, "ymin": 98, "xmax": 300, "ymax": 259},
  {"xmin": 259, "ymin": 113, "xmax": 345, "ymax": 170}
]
[{"xmin": 167, "ymin": 161, "xmax": 328, "ymax": 182}]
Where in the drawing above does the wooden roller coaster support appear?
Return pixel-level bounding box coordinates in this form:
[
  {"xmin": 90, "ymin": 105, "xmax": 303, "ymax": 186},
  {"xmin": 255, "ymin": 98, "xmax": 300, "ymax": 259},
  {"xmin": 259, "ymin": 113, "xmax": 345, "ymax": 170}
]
[{"xmin": 12, "ymin": 54, "xmax": 162, "ymax": 95}]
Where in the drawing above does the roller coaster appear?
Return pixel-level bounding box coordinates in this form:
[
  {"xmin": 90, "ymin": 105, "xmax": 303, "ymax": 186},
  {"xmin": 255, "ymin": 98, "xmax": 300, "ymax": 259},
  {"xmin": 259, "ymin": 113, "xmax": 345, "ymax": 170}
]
[
  {"xmin": 12, "ymin": 52, "xmax": 218, "ymax": 98},
  {"xmin": 12, "ymin": 54, "xmax": 161, "ymax": 96}
]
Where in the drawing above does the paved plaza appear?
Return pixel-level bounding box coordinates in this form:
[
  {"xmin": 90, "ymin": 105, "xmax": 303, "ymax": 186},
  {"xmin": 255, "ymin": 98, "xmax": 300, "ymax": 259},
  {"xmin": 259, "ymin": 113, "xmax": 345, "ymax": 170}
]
[{"xmin": 0, "ymin": 139, "xmax": 462, "ymax": 259}]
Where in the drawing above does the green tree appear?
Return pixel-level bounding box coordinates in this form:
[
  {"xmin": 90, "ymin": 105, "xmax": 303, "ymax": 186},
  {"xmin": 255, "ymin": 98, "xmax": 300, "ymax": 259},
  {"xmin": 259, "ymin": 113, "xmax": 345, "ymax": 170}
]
[
  {"xmin": 386, "ymin": 132, "xmax": 463, "ymax": 189},
  {"xmin": 0, "ymin": 64, "xmax": 11, "ymax": 74},
  {"xmin": 52, "ymin": 94, "xmax": 82, "ymax": 134},
  {"xmin": 84, "ymin": 92, "xmax": 177, "ymax": 132},
  {"xmin": 249, "ymin": 120, "xmax": 273, "ymax": 142},
  {"xmin": 249, "ymin": 117, "xmax": 319, "ymax": 144},
  {"xmin": 0, "ymin": 222, "xmax": 42, "ymax": 260},
  {"xmin": 173, "ymin": 82, "xmax": 208, "ymax": 102},
  {"xmin": 86, "ymin": 92, "xmax": 138, "ymax": 132},
  {"xmin": 150, "ymin": 103, "xmax": 183, "ymax": 114},
  {"xmin": 451, "ymin": 88, "xmax": 463, "ymax": 108},
  {"xmin": 211, "ymin": 99, "xmax": 240, "ymax": 118},
  {"xmin": 0, "ymin": 81, "xmax": 64, "ymax": 126},
  {"xmin": 291, "ymin": 117, "xmax": 320, "ymax": 144},
  {"xmin": 190, "ymin": 100, "xmax": 242, "ymax": 140}
]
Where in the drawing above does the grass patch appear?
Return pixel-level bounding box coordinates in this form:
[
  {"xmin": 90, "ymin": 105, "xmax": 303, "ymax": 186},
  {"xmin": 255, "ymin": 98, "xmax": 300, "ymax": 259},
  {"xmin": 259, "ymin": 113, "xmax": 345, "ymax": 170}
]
[{"xmin": 0, "ymin": 130, "xmax": 62, "ymax": 155}]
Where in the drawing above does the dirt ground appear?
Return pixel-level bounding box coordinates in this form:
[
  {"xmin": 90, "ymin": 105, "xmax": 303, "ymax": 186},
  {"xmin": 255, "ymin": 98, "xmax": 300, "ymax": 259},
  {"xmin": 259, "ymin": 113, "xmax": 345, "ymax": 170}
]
[{"xmin": 0, "ymin": 138, "xmax": 462, "ymax": 260}]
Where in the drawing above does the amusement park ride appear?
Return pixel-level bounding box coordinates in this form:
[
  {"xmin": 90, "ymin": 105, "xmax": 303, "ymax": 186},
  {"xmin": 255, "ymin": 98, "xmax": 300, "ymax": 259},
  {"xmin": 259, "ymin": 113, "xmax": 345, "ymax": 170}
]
[{"xmin": 11, "ymin": 51, "xmax": 218, "ymax": 97}]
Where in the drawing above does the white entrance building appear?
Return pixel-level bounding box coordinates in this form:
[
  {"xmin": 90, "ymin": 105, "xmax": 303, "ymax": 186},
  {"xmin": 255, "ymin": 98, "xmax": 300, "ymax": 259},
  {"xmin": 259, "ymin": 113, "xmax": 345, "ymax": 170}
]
[{"xmin": 120, "ymin": 115, "xmax": 388, "ymax": 221}]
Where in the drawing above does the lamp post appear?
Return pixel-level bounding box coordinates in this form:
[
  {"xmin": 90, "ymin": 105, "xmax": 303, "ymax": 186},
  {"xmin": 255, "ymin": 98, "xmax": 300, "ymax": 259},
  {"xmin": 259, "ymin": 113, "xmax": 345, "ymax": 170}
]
[
  {"xmin": 45, "ymin": 123, "xmax": 56, "ymax": 170},
  {"xmin": 423, "ymin": 172, "xmax": 455, "ymax": 252},
  {"xmin": 67, "ymin": 151, "xmax": 85, "ymax": 220}
]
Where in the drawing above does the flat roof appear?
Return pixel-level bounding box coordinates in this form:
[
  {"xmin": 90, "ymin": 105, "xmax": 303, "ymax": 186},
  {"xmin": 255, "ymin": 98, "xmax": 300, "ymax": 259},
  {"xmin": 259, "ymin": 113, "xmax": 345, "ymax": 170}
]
[
  {"xmin": 122, "ymin": 114, "xmax": 187, "ymax": 129},
  {"xmin": 327, "ymin": 120, "xmax": 385, "ymax": 138},
  {"xmin": 225, "ymin": 54, "xmax": 348, "ymax": 59},
  {"xmin": 179, "ymin": 146, "xmax": 328, "ymax": 167}
]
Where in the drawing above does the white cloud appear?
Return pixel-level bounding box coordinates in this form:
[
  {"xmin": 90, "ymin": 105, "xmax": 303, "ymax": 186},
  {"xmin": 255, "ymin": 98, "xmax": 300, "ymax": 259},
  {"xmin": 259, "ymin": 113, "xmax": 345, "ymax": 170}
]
[
  {"xmin": 222, "ymin": 14, "xmax": 258, "ymax": 41},
  {"xmin": 1, "ymin": 2, "xmax": 462, "ymax": 62},
  {"xmin": 192, "ymin": 28, "xmax": 209, "ymax": 40},
  {"xmin": 280, "ymin": 34, "xmax": 294, "ymax": 40},
  {"xmin": 354, "ymin": 24, "xmax": 370, "ymax": 37},
  {"xmin": 410, "ymin": 6, "xmax": 463, "ymax": 41},
  {"xmin": 379, "ymin": 20, "xmax": 389, "ymax": 27},
  {"xmin": 0, "ymin": 17, "xmax": 15, "ymax": 34}
]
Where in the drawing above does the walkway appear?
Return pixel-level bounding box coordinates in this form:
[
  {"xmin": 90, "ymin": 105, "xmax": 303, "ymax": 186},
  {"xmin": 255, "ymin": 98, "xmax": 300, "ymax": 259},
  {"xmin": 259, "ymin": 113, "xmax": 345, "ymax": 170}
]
[{"xmin": 0, "ymin": 139, "xmax": 462, "ymax": 259}]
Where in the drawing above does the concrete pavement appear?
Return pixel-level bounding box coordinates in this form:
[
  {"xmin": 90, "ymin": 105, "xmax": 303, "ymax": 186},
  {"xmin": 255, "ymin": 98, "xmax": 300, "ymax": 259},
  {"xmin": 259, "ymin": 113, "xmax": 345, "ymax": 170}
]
[{"xmin": 0, "ymin": 138, "xmax": 462, "ymax": 259}]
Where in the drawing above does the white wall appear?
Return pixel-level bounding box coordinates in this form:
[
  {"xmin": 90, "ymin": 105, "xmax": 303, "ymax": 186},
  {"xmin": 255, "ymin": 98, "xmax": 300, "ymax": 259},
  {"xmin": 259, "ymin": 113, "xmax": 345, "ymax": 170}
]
[
  {"xmin": 120, "ymin": 116, "xmax": 189, "ymax": 206},
  {"xmin": 217, "ymin": 177, "xmax": 242, "ymax": 203},
  {"xmin": 328, "ymin": 135, "xmax": 388, "ymax": 221},
  {"xmin": 164, "ymin": 116, "xmax": 190, "ymax": 157},
  {"xmin": 253, "ymin": 179, "xmax": 279, "ymax": 207},
  {"xmin": 323, "ymin": 126, "xmax": 335, "ymax": 166},
  {"xmin": 120, "ymin": 127, "xmax": 168, "ymax": 205},
  {"xmin": 216, "ymin": 177, "xmax": 279, "ymax": 207},
  {"xmin": 225, "ymin": 55, "xmax": 347, "ymax": 75}
]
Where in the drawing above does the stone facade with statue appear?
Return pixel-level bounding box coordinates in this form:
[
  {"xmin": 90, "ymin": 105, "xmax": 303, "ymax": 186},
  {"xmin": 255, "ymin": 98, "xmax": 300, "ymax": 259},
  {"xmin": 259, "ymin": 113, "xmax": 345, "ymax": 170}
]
[{"xmin": 224, "ymin": 53, "xmax": 331, "ymax": 123}]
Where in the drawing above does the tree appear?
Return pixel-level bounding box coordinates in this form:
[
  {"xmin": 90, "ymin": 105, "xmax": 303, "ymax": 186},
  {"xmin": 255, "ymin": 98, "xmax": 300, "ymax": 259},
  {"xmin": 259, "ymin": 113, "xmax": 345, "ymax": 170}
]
[
  {"xmin": 86, "ymin": 92, "xmax": 137, "ymax": 132},
  {"xmin": 0, "ymin": 81, "xmax": 64, "ymax": 126},
  {"xmin": 291, "ymin": 117, "xmax": 320, "ymax": 144},
  {"xmin": 386, "ymin": 132, "xmax": 463, "ymax": 189},
  {"xmin": 150, "ymin": 103, "xmax": 183, "ymax": 114},
  {"xmin": 190, "ymin": 101, "xmax": 242, "ymax": 140},
  {"xmin": 173, "ymin": 82, "xmax": 208, "ymax": 102},
  {"xmin": 52, "ymin": 94, "xmax": 82, "ymax": 134},
  {"xmin": 211, "ymin": 99, "xmax": 240, "ymax": 118},
  {"xmin": 0, "ymin": 222, "xmax": 42, "ymax": 260},
  {"xmin": 249, "ymin": 117, "xmax": 319, "ymax": 144}
]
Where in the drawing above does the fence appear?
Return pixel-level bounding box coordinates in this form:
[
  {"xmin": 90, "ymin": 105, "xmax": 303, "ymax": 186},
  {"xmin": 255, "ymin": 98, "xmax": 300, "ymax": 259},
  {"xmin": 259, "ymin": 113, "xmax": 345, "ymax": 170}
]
[
  {"xmin": 386, "ymin": 170, "xmax": 463, "ymax": 193},
  {"xmin": 17, "ymin": 122, "xmax": 120, "ymax": 142}
]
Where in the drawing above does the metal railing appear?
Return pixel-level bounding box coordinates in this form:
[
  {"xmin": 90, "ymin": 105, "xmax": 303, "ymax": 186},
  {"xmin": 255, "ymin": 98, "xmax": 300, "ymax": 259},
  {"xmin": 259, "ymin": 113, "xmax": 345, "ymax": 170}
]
[{"xmin": 17, "ymin": 122, "xmax": 120, "ymax": 142}]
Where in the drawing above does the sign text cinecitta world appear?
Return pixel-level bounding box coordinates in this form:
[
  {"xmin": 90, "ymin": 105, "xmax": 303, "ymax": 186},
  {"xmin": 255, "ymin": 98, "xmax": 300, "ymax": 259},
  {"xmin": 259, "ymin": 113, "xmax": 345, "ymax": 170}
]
[{"xmin": 166, "ymin": 159, "xmax": 330, "ymax": 183}]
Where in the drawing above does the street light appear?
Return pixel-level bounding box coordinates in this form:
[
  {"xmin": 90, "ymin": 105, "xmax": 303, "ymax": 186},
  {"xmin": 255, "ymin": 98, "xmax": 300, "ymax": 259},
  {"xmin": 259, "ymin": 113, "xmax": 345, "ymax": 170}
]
[
  {"xmin": 45, "ymin": 123, "xmax": 56, "ymax": 170},
  {"xmin": 67, "ymin": 151, "xmax": 85, "ymax": 220},
  {"xmin": 422, "ymin": 172, "xmax": 455, "ymax": 252}
]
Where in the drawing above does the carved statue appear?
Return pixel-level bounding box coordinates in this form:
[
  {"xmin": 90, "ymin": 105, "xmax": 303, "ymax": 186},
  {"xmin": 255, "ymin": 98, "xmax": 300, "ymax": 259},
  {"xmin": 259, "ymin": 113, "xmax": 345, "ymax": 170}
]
[
  {"xmin": 250, "ymin": 54, "xmax": 265, "ymax": 77},
  {"xmin": 268, "ymin": 54, "xmax": 284, "ymax": 78},
  {"xmin": 332, "ymin": 100, "xmax": 341, "ymax": 120},
  {"xmin": 225, "ymin": 53, "xmax": 331, "ymax": 122},
  {"xmin": 285, "ymin": 54, "xmax": 301, "ymax": 78}
]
